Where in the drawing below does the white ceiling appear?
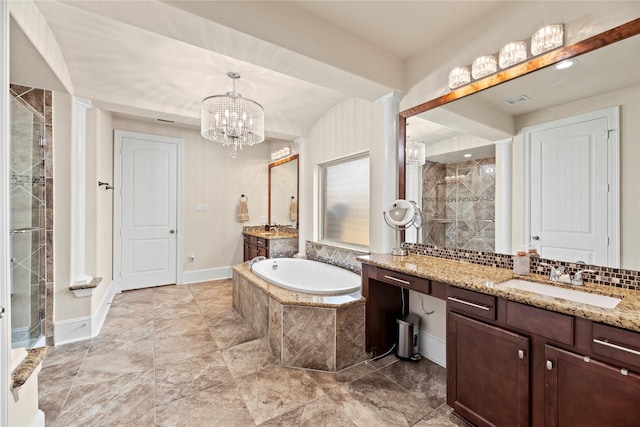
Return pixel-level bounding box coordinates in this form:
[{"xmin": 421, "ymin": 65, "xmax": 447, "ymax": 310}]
[{"xmin": 11, "ymin": 0, "xmax": 504, "ymax": 141}]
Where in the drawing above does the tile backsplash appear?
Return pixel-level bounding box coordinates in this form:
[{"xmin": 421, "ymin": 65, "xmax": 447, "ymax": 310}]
[
  {"xmin": 402, "ymin": 242, "xmax": 639, "ymax": 292},
  {"xmin": 305, "ymin": 241, "xmax": 367, "ymax": 274}
]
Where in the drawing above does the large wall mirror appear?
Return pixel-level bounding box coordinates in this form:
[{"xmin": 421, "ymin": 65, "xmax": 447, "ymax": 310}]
[
  {"xmin": 268, "ymin": 154, "xmax": 299, "ymax": 226},
  {"xmin": 399, "ymin": 19, "xmax": 640, "ymax": 270}
]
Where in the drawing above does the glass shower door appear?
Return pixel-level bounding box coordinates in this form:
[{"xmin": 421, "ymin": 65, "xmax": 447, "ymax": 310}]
[{"xmin": 10, "ymin": 93, "xmax": 46, "ymax": 349}]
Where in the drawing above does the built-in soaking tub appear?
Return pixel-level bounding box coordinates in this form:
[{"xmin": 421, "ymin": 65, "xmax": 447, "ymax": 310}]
[
  {"xmin": 231, "ymin": 259, "xmax": 368, "ymax": 372},
  {"xmin": 250, "ymin": 258, "xmax": 361, "ymax": 295}
]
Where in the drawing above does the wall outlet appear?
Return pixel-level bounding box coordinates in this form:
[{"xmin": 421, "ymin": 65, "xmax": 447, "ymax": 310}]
[
  {"xmin": 196, "ymin": 203, "xmax": 208, "ymax": 212},
  {"xmin": 188, "ymin": 255, "xmax": 196, "ymax": 262}
]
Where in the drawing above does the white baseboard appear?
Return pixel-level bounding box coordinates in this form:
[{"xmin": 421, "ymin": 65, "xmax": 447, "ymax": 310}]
[
  {"xmin": 53, "ymin": 280, "xmax": 116, "ymax": 345},
  {"xmin": 419, "ymin": 330, "xmax": 446, "ymax": 368},
  {"xmin": 182, "ymin": 266, "xmax": 232, "ymax": 284},
  {"xmin": 29, "ymin": 409, "xmax": 45, "ymax": 427}
]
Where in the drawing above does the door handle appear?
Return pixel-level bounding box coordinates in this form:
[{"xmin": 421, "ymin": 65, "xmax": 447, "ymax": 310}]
[
  {"xmin": 532, "ymin": 235, "xmax": 540, "ymax": 240},
  {"xmin": 169, "ymin": 230, "xmax": 176, "ymax": 234},
  {"xmin": 0, "ymin": 306, "xmax": 5, "ymax": 319}
]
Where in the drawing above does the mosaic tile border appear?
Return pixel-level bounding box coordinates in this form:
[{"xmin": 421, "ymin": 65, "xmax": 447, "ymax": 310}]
[
  {"xmin": 402, "ymin": 242, "xmax": 639, "ymax": 292},
  {"xmin": 305, "ymin": 241, "xmax": 367, "ymax": 275}
]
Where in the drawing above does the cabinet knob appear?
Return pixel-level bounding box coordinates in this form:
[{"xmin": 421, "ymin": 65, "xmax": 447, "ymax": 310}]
[
  {"xmin": 518, "ymin": 349, "xmax": 525, "ymax": 359},
  {"xmin": 546, "ymin": 360, "xmax": 553, "ymax": 370}
]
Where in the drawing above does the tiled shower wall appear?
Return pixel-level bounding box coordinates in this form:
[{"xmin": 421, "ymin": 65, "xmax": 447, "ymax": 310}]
[
  {"xmin": 10, "ymin": 84, "xmax": 54, "ymax": 345},
  {"xmin": 422, "ymin": 157, "xmax": 496, "ymax": 252}
]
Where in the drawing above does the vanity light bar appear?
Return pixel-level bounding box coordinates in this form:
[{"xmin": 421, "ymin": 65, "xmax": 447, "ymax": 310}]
[
  {"xmin": 271, "ymin": 146, "xmax": 291, "ymax": 161},
  {"xmin": 448, "ymin": 24, "xmax": 564, "ymax": 90}
]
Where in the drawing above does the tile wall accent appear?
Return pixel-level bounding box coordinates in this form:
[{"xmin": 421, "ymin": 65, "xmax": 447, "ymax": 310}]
[
  {"xmin": 422, "ymin": 158, "xmax": 496, "ymax": 252},
  {"xmin": 9, "ymin": 84, "xmax": 54, "ymax": 345},
  {"xmin": 305, "ymin": 241, "xmax": 367, "ymax": 274},
  {"xmin": 232, "ymin": 271, "xmax": 368, "ymax": 372},
  {"xmin": 402, "ymin": 242, "xmax": 639, "ymax": 292}
]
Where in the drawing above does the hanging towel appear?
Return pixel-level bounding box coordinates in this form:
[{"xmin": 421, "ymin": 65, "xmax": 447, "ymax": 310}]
[
  {"xmin": 289, "ymin": 198, "xmax": 298, "ymax": 221},
  {"xmin": 237, "ymin": 196, "xmax": 250, "ymax": 222}
]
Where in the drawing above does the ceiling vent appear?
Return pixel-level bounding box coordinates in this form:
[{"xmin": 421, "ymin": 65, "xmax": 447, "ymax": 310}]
[{"xmin": 503, "ymin": 95, "xmax": 531, "ymax": 106}]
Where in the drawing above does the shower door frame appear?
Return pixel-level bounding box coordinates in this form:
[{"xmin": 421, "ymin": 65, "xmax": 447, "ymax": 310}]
[{"xmin": 1, "ymin": 0, "xmax": 11, "ymax": 421}]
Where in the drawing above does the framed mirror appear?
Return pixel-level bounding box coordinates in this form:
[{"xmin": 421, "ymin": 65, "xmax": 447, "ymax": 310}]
[
  {"xmin": 268, "ymin": 154, "xmax": 299, "ymax": 226},
  {"xmin": 399, "ymin": 19, "xmax": 640, "ymax": 270}
]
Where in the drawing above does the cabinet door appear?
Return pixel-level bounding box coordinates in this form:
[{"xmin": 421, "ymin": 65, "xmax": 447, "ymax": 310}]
[
  {"xmin": 243, "ymin": 241, "xmax": 250, "ymax": 262},
  {"xmin": 448, "ymin": 312, "xmax": 530, "ymax": 427},
  {"xmin": 545, "ymin": 345, "xmax": 640, "ymax": 427}
]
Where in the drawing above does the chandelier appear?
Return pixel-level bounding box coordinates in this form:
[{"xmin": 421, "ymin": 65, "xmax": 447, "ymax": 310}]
[{"xmin": 201, "ymin": 72, "xmax": 265, "ymax": 157}]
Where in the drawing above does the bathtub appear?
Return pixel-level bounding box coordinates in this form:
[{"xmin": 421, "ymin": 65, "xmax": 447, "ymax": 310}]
[{"xmin": 250, "ymin": 258, "xmax": 361, "ymax": 295}]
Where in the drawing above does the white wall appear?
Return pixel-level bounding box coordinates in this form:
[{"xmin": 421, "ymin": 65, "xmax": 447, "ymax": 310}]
[
  {"xmin": 512, "ymin": 85, "xmax": 640, "ymax": 270},
  {"xmin": 301, "ymin": 98, "xmax": 384, "ymax": 247},
  {"xmin": 111, "ymin": 117, "xmax": 272, "ymax": 272}
]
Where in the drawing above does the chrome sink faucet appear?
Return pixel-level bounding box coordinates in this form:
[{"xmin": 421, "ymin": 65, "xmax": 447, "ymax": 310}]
[
  {"xmin": 571, "ymin": 268, "xmax": 597, "ymax": 287},
  {"xmin": 541, "ymin": 263, "xmax": 566, "ymax": 282}
]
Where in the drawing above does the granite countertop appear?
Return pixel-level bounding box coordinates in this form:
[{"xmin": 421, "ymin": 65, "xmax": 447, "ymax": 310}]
[
  {"xmin": 359, "ymin": 253, "xmax": 640, "ymax": 333},
  {"xmin": 233, "ymin": 263, "xmax": 364, "ymax": 308},
  {"xmin": 243, "ymin": 230, "xmax": 298, "ymax": 240},
  {"xmin": 11, "ymin": 347, "xmax": 48, "ymax": 389}
]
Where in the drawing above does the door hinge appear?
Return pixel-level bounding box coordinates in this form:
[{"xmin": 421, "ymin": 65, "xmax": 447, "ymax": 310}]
[
  {"xmin": 40, "ymin": 308, "xmax": 45, "ymax": 320},
  {"xmin": 0, "ymin": 306, "xmax": 5, "ymax": 319}
]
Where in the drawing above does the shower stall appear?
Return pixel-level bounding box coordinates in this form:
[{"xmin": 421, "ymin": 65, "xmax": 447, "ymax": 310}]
[
  {"xmin": 10, "ymin": 89, "xmax": 46, "ymax": 349},
  {"xmin": 422, "ymin": 157, "xmax": 496, "ymax": 252}
]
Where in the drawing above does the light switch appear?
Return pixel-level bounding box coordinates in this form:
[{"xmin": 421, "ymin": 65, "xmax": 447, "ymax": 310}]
[{"xmin": 196, "ymin": 203, "xmax": 208, "ymax": 212}]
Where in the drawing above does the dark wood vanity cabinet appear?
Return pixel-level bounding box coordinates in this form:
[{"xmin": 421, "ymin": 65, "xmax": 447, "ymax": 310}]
[
  {"xmin": 446, "ymin": 287, "xmax": 640, "ymax": 427},
  {"xmin": 447, "ymin": 312, "xmax": 530, "ymax": 427},
  {"xmin": 243, "ymin": 235, "xmax": 268, "ymax": 261},
  {"xmin": 544, "ymin": 344, "xmax": 640, "ymax": 427},
  {"xmin": 362, "ymin": 264, "xmax": 432, "ymax": 356},
  {"xmin": 361, "ymin": 263, "xmax": 640, "ymax": 426}
]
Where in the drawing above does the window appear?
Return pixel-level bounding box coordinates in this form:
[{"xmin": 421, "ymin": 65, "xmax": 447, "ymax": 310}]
[{"xmin": 319, "ymin": 153, "xmax": 369, "ymax": 248}]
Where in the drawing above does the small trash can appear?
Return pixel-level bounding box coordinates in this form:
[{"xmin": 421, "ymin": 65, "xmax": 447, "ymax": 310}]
[{"xmin": 396, "ymin": 313, "xmax": 421, "ymax": 361}]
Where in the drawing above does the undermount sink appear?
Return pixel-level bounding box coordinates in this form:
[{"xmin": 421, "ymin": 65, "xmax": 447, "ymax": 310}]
[{"xmin": 498, "ymin": 279, "xmax": 622, "ymax": 309}]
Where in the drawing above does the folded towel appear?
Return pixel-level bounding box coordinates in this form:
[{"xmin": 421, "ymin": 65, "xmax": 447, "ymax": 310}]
[
  {"xmin": 289, "ymin": 199, "xmax": 298, "ymax": 221},
  {"xmin": 238, "ymin": 199, "xmax": 250, "ymax": 222}
]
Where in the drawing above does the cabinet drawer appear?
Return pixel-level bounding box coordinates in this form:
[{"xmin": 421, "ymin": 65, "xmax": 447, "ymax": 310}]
[
  {"xmin": 256, "ymin": 237, "xmax": 267, "ymax": 247},
  {"xmin": 243, "ymin": 235, "xmax": 250, "ymax": 243},
  {"xmin": 507, "ymin": 301, "xmax": 574, "ymax": 345},
  {"xmin": 592, "ymin": 323, "xmax": 640, "ymax": 370},
  {"xmin": 447, "ymin": 287, "xmax": 496, "ymax": 321},
  {"xmin": 375, "ymin": 268, "xmax": 430, "ymax": 294},
  {"xmin": 249, "ymin": 236, "xmax": 258, "ymax": 246}
]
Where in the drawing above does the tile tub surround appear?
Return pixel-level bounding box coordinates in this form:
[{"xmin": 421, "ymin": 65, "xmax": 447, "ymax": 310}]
[
  {"xmin": 232, "ymin": 263, "xmax": 368, "ymax": 372},
  {"xmin": 359, "ymin": 253, "xmax": 640, "ymax": 332},
  {"xmin": 305, "ymin": 241, "xmax": 368, "ymax": 274}
]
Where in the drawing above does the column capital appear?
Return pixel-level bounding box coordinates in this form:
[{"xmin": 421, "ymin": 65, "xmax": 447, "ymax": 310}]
[
  {"xmin": 74, "ymin": 97, "xmax": 93, "ymax": 110},
  {"xmin": 495, "ymin": 138, "xmax": 514, "ymax": 146},
  {"xmin": 375, "ymin": 91, "xmax": 403, "ymax": 106}
]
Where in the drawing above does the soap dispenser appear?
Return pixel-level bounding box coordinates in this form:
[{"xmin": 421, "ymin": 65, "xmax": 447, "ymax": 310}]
[{"xmin": 513, "ymin": 245, "xmax": 530, "ymax": 275}]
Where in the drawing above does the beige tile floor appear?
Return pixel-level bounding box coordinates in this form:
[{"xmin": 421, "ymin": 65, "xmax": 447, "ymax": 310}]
[{"xmin": 38, "ymin": 279, "xmax": 468, "ymax": 426}]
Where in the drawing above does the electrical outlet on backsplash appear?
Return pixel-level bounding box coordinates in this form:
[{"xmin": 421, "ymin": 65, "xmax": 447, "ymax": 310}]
[{"xmin": 402, "ymin": 242, "xmax": 639, "ymax": 292}]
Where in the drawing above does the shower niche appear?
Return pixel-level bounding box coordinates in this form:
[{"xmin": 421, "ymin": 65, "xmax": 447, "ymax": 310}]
[{"xmin": 9, "ymin": 86, "xmax": 48, "ymax": 349}]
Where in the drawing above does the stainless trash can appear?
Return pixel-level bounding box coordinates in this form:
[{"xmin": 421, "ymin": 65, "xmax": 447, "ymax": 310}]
[{"xmin": 396, "ymin": 313, "xmax": 421, "ymax": 361}]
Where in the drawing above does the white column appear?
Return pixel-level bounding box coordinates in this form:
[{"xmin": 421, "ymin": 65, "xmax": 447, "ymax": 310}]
[
  {"xmin": 294, "ymin": 137, "xmax": 307, "ymax": 257},
  {"xmin": 373, "ymin": 92, "xmax": 402, "ymax": 253},
  {"xmin": 1, "ymin": 0, "xmax": 10, "ymax": 423},
  {"xmin": 495, "ymin": 138, "xmax": 513, "ymax": 254},
  {"xmin": 72, "ymin": 98, "xmax": 93, "ymax": 285},
  {"xmin": 405, "ymin": 165, "xmax": 422, "ymax": 244}
]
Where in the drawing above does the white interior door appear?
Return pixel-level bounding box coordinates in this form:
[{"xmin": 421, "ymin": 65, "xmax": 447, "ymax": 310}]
[
  {"xmin": 529, "ymin": 111, "xmax": 615, "ymax": 265},
  {"xmin": 115, "ymin": 131, "xmax": 181, "ymax": 290}
]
